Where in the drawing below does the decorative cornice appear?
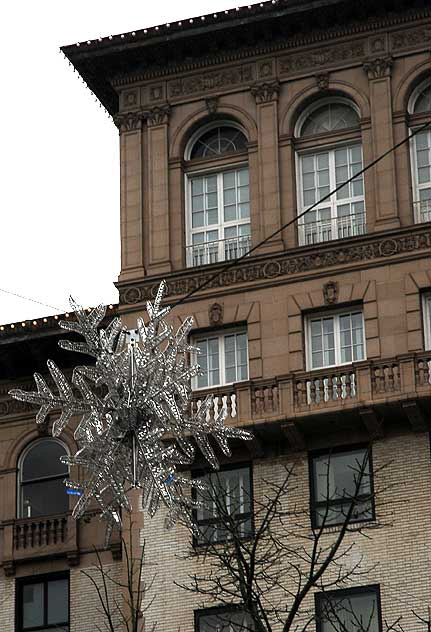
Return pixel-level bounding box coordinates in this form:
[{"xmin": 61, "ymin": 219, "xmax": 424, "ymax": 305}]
[
  {"xmin": 117, "ymin": 226, "xmax": 431, "ymax": 305},
  {"xmin": 363, "ymin": 56, "xmax": 393, "ymax": 80},
  {"xmin": 251, "ymin": 80, "xmax": 280, "ymax": 103},
  {"xmin": 110, "ymin": 9, "xmax": 431, "ymax": 86},
  {"xmin": 113, "ymin": 110, "xmax": 143, "ymax": 132}
]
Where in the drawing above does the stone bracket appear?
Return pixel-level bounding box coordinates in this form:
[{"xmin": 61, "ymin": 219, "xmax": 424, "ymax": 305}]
[
  {"xmin": 281, "ymin": 422, "xmax": 306, "ymax": 452},
  {"xmin": 402, "ymin": 400, "xmax": 428, "ymax": 432},
  {"xmin": 359, "ymin": 408, "xmax": 384, "ymax": 439}
]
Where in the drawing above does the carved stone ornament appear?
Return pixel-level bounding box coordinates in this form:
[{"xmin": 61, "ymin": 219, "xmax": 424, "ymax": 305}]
[
  {"xmin": 143, "ymin": 104, "xmax": 171, "ymax": 126},
  {"xmin": 209, "ymin": 302, "xmax": 223, "ymax": 327},
  {"xmin": 363, "ymin": 56, "xmax": 393, "ymax": 80},
  {"xmin": 251, "ymin": 80, "xmax": 280, "ymax": 104},
  {"xmin": 118, "ymin": 227, "xmax": 431, "ymax": 304},
  {"xmin": 205, "ymin": 97, "xmax": 219, "ymax": 115},
  {"xmin": 280, "ymin": 41, "xmax": 365, "ymax": 75},
  {"xmin": 3, "ymin": 561, "xmax": 15, "ymax": 577},
  {"xmin": 323, "ymin": 280, "xmax": 339, "ymax": 304},
  {"xmin": 314, "ymin": 72, "xmax": 329, "ymax": 91},
  {"xmin": 113, "ymin": 111, "xmax": 143, "ymax": 133}
]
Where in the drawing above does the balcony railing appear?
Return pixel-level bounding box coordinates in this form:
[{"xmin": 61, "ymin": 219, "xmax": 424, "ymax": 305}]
[
  {"xmin": 414, "ymin": 199, "xmax": 431, "ymax": 224},
  {"xmin": 298, "ymin": 212, "xmax": 366, "ymax": 246},
  {"xmin": 187, "ymin": 353, "xmax": 431, "ymax": 429},
  {"xmin": 186, "ymin": 235, "xmax": 251, "ymax": 268}
]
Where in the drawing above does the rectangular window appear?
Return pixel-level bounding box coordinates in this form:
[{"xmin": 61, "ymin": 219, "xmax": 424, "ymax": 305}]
[
  {"xmin": 187, "ymin": 168, "xmax": 251, "ymax": 267},
  {"xmin": 194, "ymin": 465, "xmax": 252, "ymax": 544},
  {"xmin": 193, "ymin": 330, "xmax": 248, "ymax": 389},
  {"xmin": 412, "ymin": 129, "xmax": 431, "ymax": 224},
  {"xmin": 17, "ymin": 572, "xmax": 69, "ymax": 632},
  {"xmin": 316, "ymin": 586, "xmax": 381, "ymax": 632},
  {"xmin": 422, "ymin": 293, "xmax": 431, "ymax": 350},
  {"xmin": 310, "ymin": 447, "xmax": 373, "ymax": 528},
  {"xmin": 298, "ymin": 144, "xmax": 366, "ymax": 246},
  {"xmin": 196, "ymin": 606, "xmax": 254, "ymax": 631},
  {"xmin": 307, "ymin": 310, "xmax": 365, "ymax": 370}
]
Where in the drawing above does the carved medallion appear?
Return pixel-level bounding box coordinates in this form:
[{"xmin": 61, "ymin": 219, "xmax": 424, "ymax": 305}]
[{"xmin": 323, "ymin": 281, "xmax": 339, "ymax": 304}]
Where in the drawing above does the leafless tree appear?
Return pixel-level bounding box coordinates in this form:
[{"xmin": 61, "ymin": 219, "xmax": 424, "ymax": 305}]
[
  {"xmin": 176, "ymin": 447, "xmax": 414, "ymax": 632},
  {"xmin": 80, "ymin": 522, "xmax": 157, "ymax": 632}
]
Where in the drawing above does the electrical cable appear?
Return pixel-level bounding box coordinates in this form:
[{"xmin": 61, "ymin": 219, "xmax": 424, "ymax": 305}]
[
  {"xmin": 172, "ymin": 119, "xmax": 431, "ymax": 310},
  {"xmin": 0, "ymin": 288, "xmax": 64, "ymax": 313}
]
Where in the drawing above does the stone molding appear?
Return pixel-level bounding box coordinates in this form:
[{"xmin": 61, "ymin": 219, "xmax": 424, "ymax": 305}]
[
  {"xmin": 143, "ymin": 104, "xmax": 171, "ymax": 126},
  {"xmin": 117, "ymin": 227, "xmax": 431, "ymax": 305},
  {"xmin": 251, "ymin": 80, "xmax": 280, "ymax": 103},
  {"xmin": 363, "ymin": 56, "xmax": 393, "ymax": 79},
  {"xmin": 111, "ymin": 11, "xmax": 431, "ymax": 86}
]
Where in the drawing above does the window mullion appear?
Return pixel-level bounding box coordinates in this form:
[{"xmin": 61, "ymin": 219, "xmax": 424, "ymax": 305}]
[
  {"xmin": 334, "ymin": 315, "xmax": 341, "ymax": 366},
  {"xmin": 220, "ymin": 334, "xmax": 225, "ymax": 386}
]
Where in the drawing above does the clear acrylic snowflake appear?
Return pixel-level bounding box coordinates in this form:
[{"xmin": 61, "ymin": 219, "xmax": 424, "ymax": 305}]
[{"xmin": 10, "ymin": 281, "xmax": 252, "ymax": 540}]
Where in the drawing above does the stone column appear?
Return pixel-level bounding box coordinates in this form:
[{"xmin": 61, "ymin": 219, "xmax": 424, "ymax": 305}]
[
  {"xmin": 115, "ymin": 111, "xmax": 146, "ymax": 284},
  {"xmin": 144, "ymin": 105, "xmax": 172, "ymax": 275},
  {"xmin": 363, "ymin": 57, "xmax": 400, "ymax": 230},
  {"xmin": 251, "ymin": 81, "xmax": 284, "ymax": 252}
]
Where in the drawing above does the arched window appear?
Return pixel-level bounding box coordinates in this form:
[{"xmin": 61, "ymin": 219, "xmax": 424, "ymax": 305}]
[
  {"xmin": 295, "ymin": 98, "xmax": 365, "ymax": 246},
  {"xmin": 18, "ymin": 439, "xmax": 69, "ymax": 518},
  {"xmin": 409, "ymin": 80, "xmax": 431, "ymax": 224},
  {"xmin": 185, "ymin": 123, "xmax": 250, "ymax": 267}
]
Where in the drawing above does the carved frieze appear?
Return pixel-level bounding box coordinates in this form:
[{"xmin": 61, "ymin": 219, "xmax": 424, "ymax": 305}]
[
  {"xmin": 279, "ymin": 40, "xmax": 365, "ymax": 75},
  {"xmin": 118, "ymin": 228, "xmax": 431, "ymax": 304},
  {"xmin": 391, "ymin": 25, "xmax": 431, "ymax": 51},
  {"xmin": 363, "ymin": 56, "xmax": 393, "ymax": 80},
  {"xmin": 251, "ymin": 80, "xmax": 280, "ymax": 103},
  {"xmin": 123, "ymin": 90, "xmax": 138, "ymax": 108},
  {"xmin": 168, "ymin": 64, "xmax": 254, "ymax": 98},
  {"xmin": 113, "ymin": 111, "xmax": 143, "ymax": 133},
  {"xmin": 143, "ymin": 104, "xmax": 171, "ymax": 126},
  {"xmin": 149, "ymin": 84, "xmax": 165, "ymax": 102}
]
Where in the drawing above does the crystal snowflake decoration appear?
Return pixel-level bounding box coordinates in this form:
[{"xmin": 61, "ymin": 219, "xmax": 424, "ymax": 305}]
[{"xmin": 10, "ymin": 282, "xmax": 252, "ymax": 540}]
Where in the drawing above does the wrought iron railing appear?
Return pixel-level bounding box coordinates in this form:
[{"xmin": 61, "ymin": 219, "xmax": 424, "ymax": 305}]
[
  {"xmin": 298, "ymin": 212, "xmax": 366, "ymax": 246},
  {"xmin": 186, "ymin": 235, "xmax": 251, "ymax": 267}
]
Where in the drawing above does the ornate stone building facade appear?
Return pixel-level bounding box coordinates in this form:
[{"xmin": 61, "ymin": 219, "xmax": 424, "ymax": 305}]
[{"xmin": 1, "ymin": 0, "xmax": 431, "ymax": 630}]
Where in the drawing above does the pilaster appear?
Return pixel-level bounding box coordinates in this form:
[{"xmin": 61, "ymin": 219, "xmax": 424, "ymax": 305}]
[
  {"xmin": 363, "ymin": 57, "xmax": 400, "ymax": 231},
  {"xmin": 145, "ymin": 105, "xmax": 172, "ymax": 275},
  {"xmin": 251, "ymin": 81, "xmax": 284, "ymax": 253}
]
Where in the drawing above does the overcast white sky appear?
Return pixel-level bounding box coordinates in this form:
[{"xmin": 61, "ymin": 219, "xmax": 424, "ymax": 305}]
[{"xmin": 0, "ymin": 0, "xmax": 245, "ymax": 325}]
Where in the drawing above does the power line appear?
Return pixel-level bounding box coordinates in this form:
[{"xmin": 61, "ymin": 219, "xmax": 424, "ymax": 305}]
[
  {"xmin": 0, "ymin": 287, "xmax": 64, "ymax": 313},
  {"xmin": 172, "ymin": 120, "xmax": 431, "ymax": 310}
]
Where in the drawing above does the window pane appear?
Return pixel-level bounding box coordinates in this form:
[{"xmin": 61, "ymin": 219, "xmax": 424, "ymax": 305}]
[
  {"xmin": 22, "ymin": 478, "xmax": 69, "ymax": 517},
  {"xmin": 22, "ymin": 441, "xmax": 68, "ymax": 481},
  {"xmin": 319, "ymin": 591, "xmax": 379, "ymax": 632},
  {"xmin": 47, "ymin": 579, "xmax": 68, "ymax": 625},
  {"xmin": 199, "ymin": 610, "xmax": 254, "ymax": 631},
  {"xmin": 206, "ymin": 176, "xmax": 217, "ymax": 192},
  {"xmin": 313, "ymin": 449, "xmax": 371, "ymax": 523},
  {"xmin": 300, "ymin": 102, "xmax": 360, "ymax": 136},
  {"xmin": 22, "ymin": 583, "xmax": 44, "ymax": 629}
]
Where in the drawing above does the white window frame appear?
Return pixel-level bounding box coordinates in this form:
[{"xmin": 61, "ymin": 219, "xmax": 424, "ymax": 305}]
[
  {"xmin": 422, "ymin": 293, "xmax": 431, "ymax": 350},
  {"xmin": 185, "ymin": 165, "xmax": 251, "ymax": 267},
  {"xmin": 191, "ymin": 329, "xmax": 249, "ymax": 390},
  {"xmin": 17, "ymin": 438, "xmax": 70, "ymax": 518},
  {"xmin": 409, "ymin": 128, "xmax": 431, "ymax": 223},
  {"xmin": 296, "ymin": 142, "xmax": 366, "ymax": 246},
  {"xmin": 408, "ymin": 80, "xmax": 431, "ymax": 224},
  {"xmin": 306, "ymin": 308, "xmax": 366, "ymax": 371}
]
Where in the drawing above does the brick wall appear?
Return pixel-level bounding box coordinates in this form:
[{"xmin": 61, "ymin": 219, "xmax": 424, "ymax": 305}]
[{"xmin": 139, "ymin": 431, "xmax": 431, "ymax": 631}]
